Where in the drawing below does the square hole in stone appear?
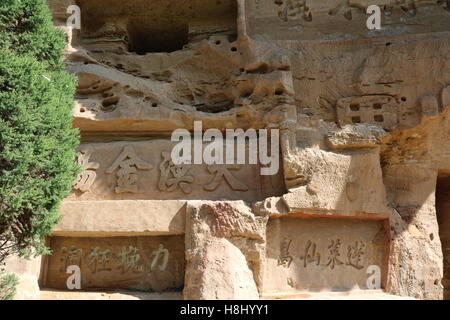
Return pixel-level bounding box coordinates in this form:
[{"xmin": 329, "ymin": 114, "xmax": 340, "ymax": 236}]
[
  {"xmin": 373, "ymin": 103, "xmax": 383, "ymax": 110},
  {"xmin": 127, "ymin": 23, "xmax": 189, "ymax": 54},
  {"xmin": 351, "ymin": 116, "xmax": 361, "ymax": 123},
  {"xmin": 350, "ymin": 103, "xmax": 360, "ymax": 111},
  {"xmin": 374, "ymin": 115, "xmax": 384, "ymax": 122},
  {"xmin": 77, "ymin": 0, "xmax": 238, "ymax": 54},
  {"xmin": 436, "ymin": 172, "xmax": 450, "ymax": 299}
]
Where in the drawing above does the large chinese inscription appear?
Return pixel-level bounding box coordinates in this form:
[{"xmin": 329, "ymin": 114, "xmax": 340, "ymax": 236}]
[
  {"xmin": 44, "ymin": 236, "xmax": 185, "ymax": 292},
  {"xmin": 264, "ymin": 218, "xmax": 388, "ymax": 293},
  {"xmin": 67, "ymin": 140, "xmax": 285, "ymax": 202}
]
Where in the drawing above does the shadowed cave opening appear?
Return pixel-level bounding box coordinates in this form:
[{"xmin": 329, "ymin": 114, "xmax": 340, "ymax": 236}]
[
  {"xmin": 76, "ymin": 0, "xmax": 238, "ymax": 54},
  {"xmin": 127, "ymin": 22, "xmax": 189, "ymax": 54},
  {"xmin": 436, "ymin": 172, "xmax": 450, "ymax": 299}
]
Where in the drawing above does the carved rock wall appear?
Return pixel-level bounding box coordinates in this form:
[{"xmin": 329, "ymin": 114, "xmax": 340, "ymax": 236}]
[{"xmin": 7, "ymin": 0, "xmax": 450, "ymax": 300}]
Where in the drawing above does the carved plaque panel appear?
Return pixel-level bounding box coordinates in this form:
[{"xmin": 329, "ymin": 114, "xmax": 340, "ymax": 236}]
[
  {"xmin": 44, "ymin": 236, "xmax": 185, "ymax": 292},
  {"xmin": 336, "ymin": 95, "xmax": 399, "ymax": 129},
  {"xmin": 70, "ymin": 140, "xmax": 285, "ymax": 202},
  {"xmin": 264, "ymin": 218, "xmax": 388, "ymax": 293}
]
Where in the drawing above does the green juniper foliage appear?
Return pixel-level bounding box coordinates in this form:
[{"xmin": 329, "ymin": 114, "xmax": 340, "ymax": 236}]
[
  {"xmin": 0, "ymin": 272, "xmax": 18, "ymax": 300},
  {"xmin": 0, "ymin": 0, "xmax": 80, "ymax": 291}
]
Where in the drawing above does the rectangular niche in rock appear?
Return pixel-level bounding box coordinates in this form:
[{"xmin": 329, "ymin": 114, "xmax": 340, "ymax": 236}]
[
  {"xmin": 263, "ymin": 217, "xmax": 389, "ymax": 294},
  {"xmin": 436, "ymin": 172, "xmax": 450, "ymax": 299},
  {"xmin": 41, "ymin": 235, "xmax": 185, "ymax": 292},
  {"xmin": 248, "ymin": 0, "xmax": 450, "ymax": 41},
  {"xmin": 76, "ymin": 0, "xmax": 238, "ymax": 54}
]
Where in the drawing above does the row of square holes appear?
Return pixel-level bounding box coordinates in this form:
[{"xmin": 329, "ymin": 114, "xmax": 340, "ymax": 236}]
[
  {"xmin": 348, "ymin": 97, "xmax": 407, "ymax": 123},
  {"xmin": 350, "ymin": 103, "xmax": 383, "ymax": 111},
  {"xmin": 351, "ymin": 115, "xmax": 384, "ymax": 123},
  {"xmin": 349, "ymin": 102, "xmax": 385, "ymax": 123},
  {"xmin": 350, "ymin": 97, "xmax": 407, "ymax": 112}
]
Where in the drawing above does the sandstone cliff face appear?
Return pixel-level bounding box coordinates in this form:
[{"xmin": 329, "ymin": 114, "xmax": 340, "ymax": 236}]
[{"xmin": 7, "ymin": 0, "xmax": 450, "ymax": 300}]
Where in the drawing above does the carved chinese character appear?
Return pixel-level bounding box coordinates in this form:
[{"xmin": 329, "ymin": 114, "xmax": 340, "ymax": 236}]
[
  {"xmin": 87, "ymin": 247, "xmax": 112, "ymax": 273},
  {"xmin": 346, "ymin": 240, "xmax": 366, "ymax": 270},
  {"xmin": 329, "ymin": 0, "xmax": 366, "ymax": 20},
  {"xmin": 278, "ymin": 238, "xmax": 293, "ymax": 268},
  {"xmin": 74, "ymin": 146, "xmax": 99, "ymax": 192},
  {"xmin": 60, "ymin": 246, "xmax": 83, "ymax": 271},
  {"xmin": 117, "ymin": 246, "xmax": 142, "ymax": 273},
  {"xmin": 277, "ymin": 0, "xmax": 312, "ymax": 22},
  {"xmin": 106, "ymin": 146, "xmax": 153, "ymax": 193},
  {"xmin": 203, "ymin": 165, "xmax": 248, "ymax": 191},
  {"xmin": 325, "ymin": 239, "xmax": 344, "ymax": 270},
  {"xmin": 302, "ymin": 240, "xmax": 321, "ymax": 268},
  {"xmin": 158, "ymin": 151, "xmax": 194, "ymax": 194},
  {"xmin": 150, "ymin": 244, "xmax": 169, "ymax": 272}
]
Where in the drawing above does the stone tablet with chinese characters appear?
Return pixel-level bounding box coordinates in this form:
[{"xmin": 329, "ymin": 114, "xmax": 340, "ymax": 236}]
[
  {"xmin": 69, "ymin": 140, "xmax": 285, "ymax": 202},
  {"xmin": 43, "ymin": 236, "xmax": 185, "ymax": 292},
  {"xmin": 264, "ymin": 218, "xmax": 388, "ymax": 293}
]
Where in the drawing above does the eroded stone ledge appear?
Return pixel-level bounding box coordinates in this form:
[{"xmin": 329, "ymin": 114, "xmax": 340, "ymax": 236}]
[{"xmin": 54, "ymin": 200, "xmax": 186, "ymax": 236}]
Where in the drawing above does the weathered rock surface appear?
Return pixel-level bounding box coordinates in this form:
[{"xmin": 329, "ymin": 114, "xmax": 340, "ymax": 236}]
[
  {"xmin": 184, "ymin": 201, "xmax": 266, "ymax": 299},
  {"xmin": 6, "ymin": 0, "xmax": 450, "ymax": 300},
  {"xmin": 4, "ymin": 255, "xmax": 41, "ymax": 300}
]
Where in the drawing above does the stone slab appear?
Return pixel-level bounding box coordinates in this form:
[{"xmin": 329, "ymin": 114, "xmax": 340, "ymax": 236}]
[
  {"xmin": 40, "ymin": 289, "xmax": 182, "ymax": 300},
  {"xmin": 263, "ymin": 217, "xmax": 388, "ymax": 293},
  {"xmin": 262, "ymin": 289, "xmax": 415, "ymax": 300},
  {"xmin": 4, "ymin": 255, "xmax": 42, "ymax": 300},
  {"xmin": 54, "ymin": 200, "xmax": 186, "ymax": 235},
  {"xmin": 69, "ymin": 140, "xmax": 285, "ymax": 202},
  {"xmin": 43, "ymin": 235, "xmax": 185, "ymax": 292}
]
